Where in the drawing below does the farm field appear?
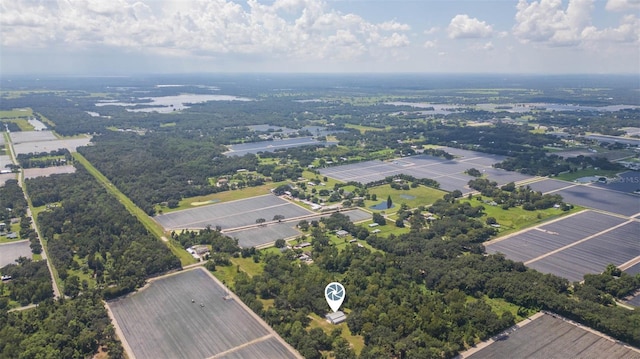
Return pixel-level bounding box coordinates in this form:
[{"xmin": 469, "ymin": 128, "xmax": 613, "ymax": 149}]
[
  {"xmin": 464, "ymin": 313, "xmax": 640, "ymax": 359},
  {"xmin": 319, "ymin": 151, "xmax": 533, "ymax": 193},
  {"xmin": 0, "ymin": 173, "xmax": 15, "ymax": 186},
  {"xmin": 226, "ymin": 208, "xmax": 371, "ymax": 247},
  {"xmin": 0, "ymin": 155, "xmax": 12, "ymax": 168},
  {"xmin": 23, "ymin": 165, "xmax": 76, "ymax": 179},
  {"xmin": 108, "ymin": 268, "xmax": 301, "ymax": 359},
  {"xmin": 527, "ymin": 179, "xmax": 640, "ymax": 217},
  {"xmin": 9, "ymin": 131, "xmax": 57, "ymax": 143},
  {"xmin": 13, "ymin": 138, "xmax": 92, "ymax": 155},
  {"xmin": 486, "ymin": 211, "xmax": 638, "ymax": 282},
  {"xmin": 155, "ymin": 194, "xmax": 313, "ymax": 231},
  {"xmin": 593, "ymin": 170, "xmax": 640, "ymax": 194},
  {"xmin": 527, "ymin": 221, "xmax": 640, "ymax": 282},
  {"xmin": 225, "ymin": 137, "xmax": 338, "ymax": 157},
  {"xmin": 0, "ymin": 240, "xmax": 32, "ymax": 267}
]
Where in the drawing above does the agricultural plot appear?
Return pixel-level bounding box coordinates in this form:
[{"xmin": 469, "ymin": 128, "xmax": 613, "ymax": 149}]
[
  {"xmin": 527, "ymin": 221, "xmax": 640, "ymax": 282},
  {"xmin": 0, "ymin": 155, "xmax": 12, "ymax": 168},
  {"xmin": 13, "ymin": 138, "xmax": 91, "ymax": 155},
  {"xmin": 155, "ymin": 194, "xmax": 313, "ymax": 231},
  {"xmin": 526, "ymin": 178, "xmax": 575, "ymax": 193},
  {"xmin": 24, "ymin": 165, "xmax": 76, "ymax": 179},
  {"xmin": 625, "ymin": 262, "xmax": 640, "ymax": 276},
  {"xmin": 465, "ymin": 313, "xmax": 640, "ymax": 359},
  {"xmin": 225, "ymin": 137, "xmax": 338, "ymax": 157},
  {"xmin": 528, "ymin": 179, "xmax": 640, "ymax": 216},
  {"xmin": 486, "ymin": 211, "xmax": 628, "ymax": 263},
  {"xmin": 594, "ymin": 171, "xmax": 640, "ymax": 194},
  {"xmin": 108, "ymin": 268, "xmax": 300, "ymax": 359},
  {"xmin": 320, "ymin": 152, "xmax": 533, "ymax": 193},
  {"xmin": 551, "ymin": 185, "xmax": 640, "ymax": 217},
  {"xmin": 487, "ymin": 211, "xmax": 637, "ymax": 282},
  {"xmin": 9, "ymin": 131, "xmax": 57, "ymax": 144},
  {"xmin": 0, "ymin": 240, "xmax": 32, "ymax": 267},
  {"xmin": 226, "ymin": 208, "xmax": 371, "ymax": 247},
  {"xmin": 0, "ymin": 174, "xmax": 15, "ymax": 186},
  {"xmin": 229, "ymin": 224, "xmax": 302, "ymax": 248},
  {"xmin": 627, "ymin": 295, "xmax": 640, "ymax": 307}
]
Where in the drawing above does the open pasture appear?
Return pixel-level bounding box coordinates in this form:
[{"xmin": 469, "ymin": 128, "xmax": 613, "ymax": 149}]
[
  {"xmin": 465, "ymin": 313, "xmax": 640, "ymax": 359},
  {"xmin": 108, "ymin": 268, "xmax": 300, "ymax": 359},
  {"xmin": 155, "ymin": 194, "xmax": 313, "ymax": 230},
  {"xmin": 487, "ymin": 211, "xmax": 637, "ymax": 282},
  {"xmin": 24, "ymin": 165, "xmax": 76, "ymax": 179},
  {"xmin": 226, "ymin": 208, "xmax": 371, "ymax": 247},
  {"xmin": 0, "ymin": 240, "xmax": 32, "ymax": 267},
  {"xmin": 320, "ymin": 151, "xmax": 533, "ymax": 193},
  {"xmin": 528, "ymin": 221, "xmax": 640, "ymax": 282}
]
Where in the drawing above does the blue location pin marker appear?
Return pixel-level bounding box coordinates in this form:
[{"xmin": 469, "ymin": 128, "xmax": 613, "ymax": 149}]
[{"xmin": 325, "ymin": 282, "xmax": 345, "ymax": 312}]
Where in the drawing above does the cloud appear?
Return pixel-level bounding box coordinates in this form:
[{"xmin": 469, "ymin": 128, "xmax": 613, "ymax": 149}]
[
  {"xmin": 423, "ymin": 40, "xmax": 437, "ymax": 48},
  {"xmin": 447, "ymin": 14, "xmax": 493, "ymax": 39},
  {"xmin": 0, "ymin": 0, "xmax": 412, "ymax": 63},
  {"xmin": 514, "ymin": 0, "xmax": 639, "ymax": 46},
  {"xmin": 605, "ymin": 0, "xmax": 640, "ymax": 11}
]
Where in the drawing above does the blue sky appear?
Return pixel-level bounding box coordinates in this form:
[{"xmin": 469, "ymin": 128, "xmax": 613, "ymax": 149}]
[{"xmin": 1, "ymin": 0, "xmax": 639, "ymax": 75}]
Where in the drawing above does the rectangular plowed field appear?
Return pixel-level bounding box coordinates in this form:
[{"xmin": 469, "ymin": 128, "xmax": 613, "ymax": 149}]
[
  {"xmin": 108, "ymin": 268, "xmax": 300, "ymax": 359},
  {"xmin": 528, "ymin": 221, "xmax": 640, "ymax": 282},
  {"xmin": 0, "ymin": 240, "xmax": 32, "ymax": 267},
  {"xmin": 226, "ymin": 208, "xmax": 371, "ymax": 247},
  {"xmin": 319, "ymin": 152, "xmax": 533, "ymax": 193},
  {"xmin": 155, "ymin": 195, "xmax": 313, "ymax": 230},
  {"xmin": 466, "ymin": 314, "xmax": 640, "ymax": 359},
  {"xmin": 552, "ymin": 185, "xmax": 640, "ymax": 216},
  {"xmin": 486, "ymin": 211, "xmax": 627, "ymax": 263}
]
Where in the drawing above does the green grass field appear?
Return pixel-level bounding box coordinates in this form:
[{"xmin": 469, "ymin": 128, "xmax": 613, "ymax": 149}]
[
  {"xmin": 364, "ymin": 184, "xmax": 446, "ymax": 213},
  {"xmin": 459, "ymin": 198, "xmax": 582, "ymax": 236},
  {"xmin": 1, "ymin": 118, "xmax": 35, "ymax": 131},
  {"xmin": 0, "ymin": 109, "xmax": 33, "ymax": 118},
  {"xmin": 160, "ymin": 182, "xmax": 284, "ymax": 213},
  {"xmin": 554, "ymin": 168, "xmax": 624, "ymax": 182}
]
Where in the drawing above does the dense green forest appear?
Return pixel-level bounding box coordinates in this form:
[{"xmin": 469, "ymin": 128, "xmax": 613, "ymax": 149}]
[
  {"xmin": 0, "ymin": 258, "xmax": 52, "ymax": 308},
  {"xmin": 0, "ymin": 292, "xmax": 124, "ymax": 359},
  {"xmin": 25, "ymin": 166, "xmax": 181, "ymax": 298}
]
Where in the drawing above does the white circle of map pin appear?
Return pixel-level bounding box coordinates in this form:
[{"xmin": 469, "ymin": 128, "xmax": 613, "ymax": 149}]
[{"xmin": 324, "ymin": 282, "xmax": 345, "ymax": 312}]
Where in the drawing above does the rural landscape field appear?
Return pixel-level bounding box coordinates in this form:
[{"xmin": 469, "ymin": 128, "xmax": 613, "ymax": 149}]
[{"xmin": 0, "ymin": 72, "xmax": 638, "ymax": 359}]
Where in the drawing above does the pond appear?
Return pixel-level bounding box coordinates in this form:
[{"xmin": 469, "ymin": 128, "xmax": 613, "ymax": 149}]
[{"xmin": 370, "ymin": 201, "xmax": 395, "ymax": 210}]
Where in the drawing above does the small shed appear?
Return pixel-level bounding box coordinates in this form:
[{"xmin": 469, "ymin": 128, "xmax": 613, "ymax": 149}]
[
  {"xmin": 336, "ymin": 230, "xmax": 349, "ymax": 237},
  {"xmin": 326, "ymin": 311, "xmax": 347, "ymax": 325}
]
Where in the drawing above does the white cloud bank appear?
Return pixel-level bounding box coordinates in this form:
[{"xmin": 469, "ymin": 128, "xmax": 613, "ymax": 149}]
[
  {"xmin": 447, "ymin": 14, "xmax": 494, "ymax": 39},
  {"xmin": 0, "ymin": 0, "xmax": 411, "ymax": 62},
  {"xmin": 513, "ymin": 0, "xmax": 640, "ymax": 47}
]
